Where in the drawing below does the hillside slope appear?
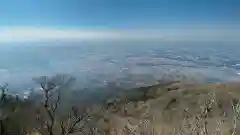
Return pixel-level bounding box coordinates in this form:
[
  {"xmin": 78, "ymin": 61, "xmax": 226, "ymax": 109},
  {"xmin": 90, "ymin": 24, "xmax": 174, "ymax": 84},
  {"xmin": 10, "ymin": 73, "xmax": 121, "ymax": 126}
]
[
  {"xmin": 2, "ymin": 80, "xmax": 240, "ymax": 135},
  {"xmin": 97, "ymin": 81, "xmax": 240, "ymax": 135}
]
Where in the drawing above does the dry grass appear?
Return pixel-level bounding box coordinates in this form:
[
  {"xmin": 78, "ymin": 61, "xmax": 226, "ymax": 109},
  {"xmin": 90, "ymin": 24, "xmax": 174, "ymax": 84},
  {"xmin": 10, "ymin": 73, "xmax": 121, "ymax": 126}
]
[
  {"xmin": 98, "ymin": 81, "xmax": 240, "ymax": 135},
  {"xmin": 3, "ymin": 80, "xmax": 240, "ymax": 135}
]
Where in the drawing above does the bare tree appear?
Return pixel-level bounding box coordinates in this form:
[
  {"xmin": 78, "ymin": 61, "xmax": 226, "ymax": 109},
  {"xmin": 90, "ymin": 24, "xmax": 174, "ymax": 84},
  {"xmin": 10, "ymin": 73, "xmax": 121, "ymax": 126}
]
[
  {"xmin": 231, "ymin": 99, "xmax": 240, "ymax": 135},
  {"xmin": 0, "ymin": 84, "xmax": 28, "ymax": 135},
  {"xmin": 0, "ymin": 84, "xmax": 7, "ymax": 135},
  {"xmin": 35, "ymin": 75, "xmax": 64, "ymax": 135},
  {"xmin": 35, "ymin": 75, "xmax": 90, "ymax": 135},
  {"xmin": 60, "ymin": 106, "xmax": 89, "ymax": 135}
]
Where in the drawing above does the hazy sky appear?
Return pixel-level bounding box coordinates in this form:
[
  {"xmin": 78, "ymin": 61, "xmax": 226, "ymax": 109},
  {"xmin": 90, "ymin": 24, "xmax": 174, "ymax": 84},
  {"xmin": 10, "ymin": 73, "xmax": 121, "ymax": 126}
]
[{"xmin": 0, "ymin": 0, "xmax": 239, "ymax": 42}]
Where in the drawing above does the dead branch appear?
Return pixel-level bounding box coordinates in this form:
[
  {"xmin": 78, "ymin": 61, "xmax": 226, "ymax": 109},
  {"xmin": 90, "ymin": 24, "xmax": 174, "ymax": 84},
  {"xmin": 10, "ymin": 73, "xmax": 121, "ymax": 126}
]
[
  {"xmin": 0, "ymin": 84, "xmax": 7, "ymax": 135},
  {"xmin": 60, "ymin": 106, "xmax": 89, "ymax": 135},
  {"xmin": 37, "ymin": 76, "xmax": 61, "ymax": 135}
]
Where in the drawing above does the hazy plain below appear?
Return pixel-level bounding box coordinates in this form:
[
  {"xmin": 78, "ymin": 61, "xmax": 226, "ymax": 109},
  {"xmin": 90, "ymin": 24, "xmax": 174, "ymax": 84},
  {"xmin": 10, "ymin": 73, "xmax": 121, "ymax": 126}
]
[{"xmin": 0, "ymin": 40, "xmax": 240, "ymax": 94}]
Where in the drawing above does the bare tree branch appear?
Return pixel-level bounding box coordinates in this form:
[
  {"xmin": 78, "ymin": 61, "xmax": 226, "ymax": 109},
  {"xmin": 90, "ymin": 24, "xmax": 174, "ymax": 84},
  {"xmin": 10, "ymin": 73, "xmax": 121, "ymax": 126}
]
[
  {"xmin": 60, "ymin": 106, "xmax": 89, "ymax": 135},
  {"xmin": 36, "ymin": 76, "xmax": 61, "ymax": 135},
  {"xmin": 0, "ymin": 84, "xmax": 7, "ymax": 135},
  {"xmin": 0, "ymin": 84, "xmax": 7, "ymax": 105},
  {"xmin": 35, "ymin": 75, "xmax": 84, "ymax": 135}
]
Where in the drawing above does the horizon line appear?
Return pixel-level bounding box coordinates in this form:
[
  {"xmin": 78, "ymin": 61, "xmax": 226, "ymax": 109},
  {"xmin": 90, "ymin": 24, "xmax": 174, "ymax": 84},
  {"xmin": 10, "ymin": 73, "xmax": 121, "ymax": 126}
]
[{"xmin": 0, "ymin": 26, "xmax": 239, "ymax": 43}]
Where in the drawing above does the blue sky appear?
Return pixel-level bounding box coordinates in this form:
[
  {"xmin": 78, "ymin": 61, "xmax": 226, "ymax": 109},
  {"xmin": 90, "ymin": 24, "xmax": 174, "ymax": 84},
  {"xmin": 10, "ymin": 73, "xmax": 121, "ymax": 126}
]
[
  {"xmin": 0, "ymin": 0, "xmax": 239, "ymax": 28},
  {"xmin": 0, "ymin": 0, "xmax": 239, "ymax": 42}
]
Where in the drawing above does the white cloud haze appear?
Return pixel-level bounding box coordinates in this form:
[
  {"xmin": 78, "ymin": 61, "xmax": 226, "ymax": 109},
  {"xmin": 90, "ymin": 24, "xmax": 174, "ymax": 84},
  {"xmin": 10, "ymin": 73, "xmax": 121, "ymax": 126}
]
[{"xmin": 0, "ymin": 27, "xmax": 239, "ymax": 43}]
